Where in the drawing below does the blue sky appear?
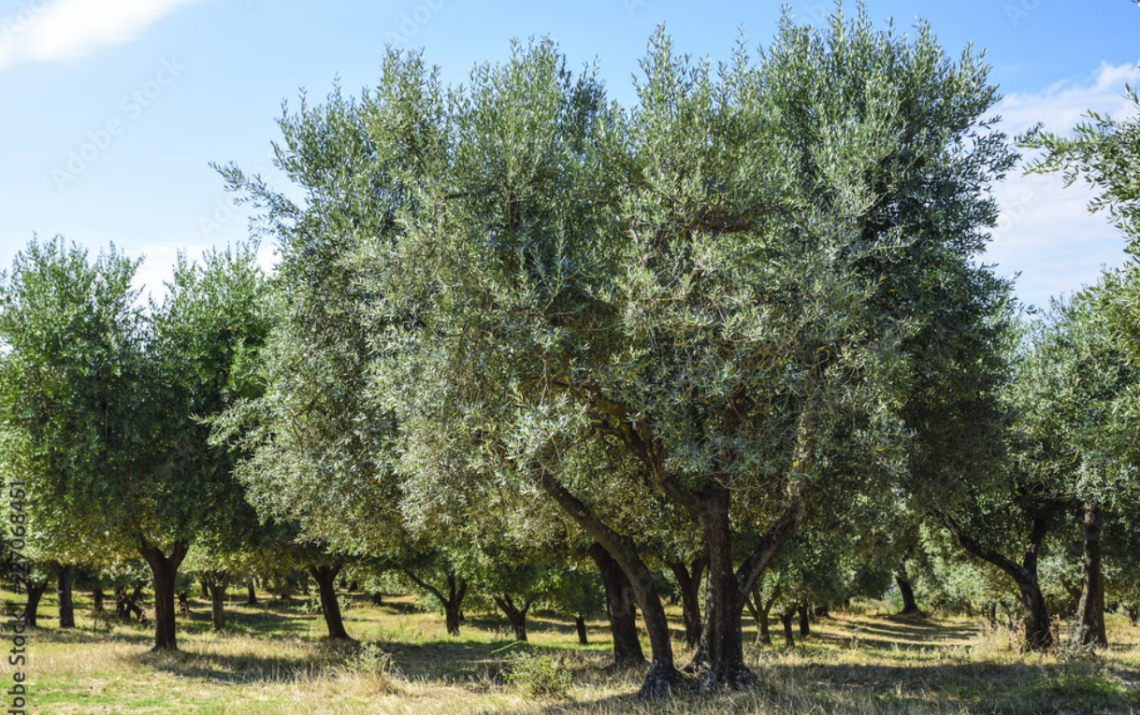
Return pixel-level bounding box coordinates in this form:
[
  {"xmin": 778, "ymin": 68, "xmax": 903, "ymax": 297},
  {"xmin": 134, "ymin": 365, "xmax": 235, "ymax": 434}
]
[{"xmin": 1, "ymin": 0, "xmax": 1138, "ymax": 308}]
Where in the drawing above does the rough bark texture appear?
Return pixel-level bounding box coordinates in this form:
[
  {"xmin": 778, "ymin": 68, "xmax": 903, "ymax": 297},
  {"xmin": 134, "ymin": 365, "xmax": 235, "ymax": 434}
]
[
  {"xmin": 139, "ymin": 541, "xmax": 189, "ymax": 651},
  {"xmin": 575, "ymin": 615, "xmax": 589, "ymax": 645},
  {"xmin": 403, "ymin": 569, "xmax": 467, "ymax": 636},
  {"xmin": 23, "ymin": 580, "xmax": 47, "ymax": 628},
  {"xmin": 309, "ymin": 563, "xmax": 351, "ymax": 640},
  {"xmin": 896, "ymin": 570, "xmax": 920, "ymax": 615},
  {"xmin": 669, "ymin": 554, "xmax": 707, "ymax": 648},
  {"xmin": 588, "ymin": 542, "xmax": 646, "ymax": 667},
  {"xmin": 54, "ymin": 563, "xmax": 76, "ymax": 629},
  {"xmin": 537, "ymin": 469, "xmax": 679, "ymax": 697},
  {"xmin": 941, "ymin": 513, "xmax": 1053, "ymax": 651},
  {"xmin": 697, "ymin": 487, "xmax": 755, "ymax": 692},
  {"xmin": 208, "ymin": 581, "xmax": 227, "ymax": 632},
  {"xmin": 1075, "ymin": 502, "xmax": 1108, "ymax": 648},
  {"xmin": 493, "ymin": 595, "xmax": 533, "ymax": 642}
]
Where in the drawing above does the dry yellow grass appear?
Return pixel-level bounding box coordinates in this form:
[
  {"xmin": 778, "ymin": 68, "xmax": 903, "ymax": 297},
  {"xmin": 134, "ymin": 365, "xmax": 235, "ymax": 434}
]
[{"xmin": 9, "ymin": 587, "xmax": 1140, "ymax": 714}]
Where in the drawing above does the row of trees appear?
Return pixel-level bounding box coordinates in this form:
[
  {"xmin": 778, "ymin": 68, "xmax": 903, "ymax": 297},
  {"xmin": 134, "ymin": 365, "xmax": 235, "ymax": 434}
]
[{"xmin": 1, "ymin": 5, "xmax": 1138, "ymax": 699}]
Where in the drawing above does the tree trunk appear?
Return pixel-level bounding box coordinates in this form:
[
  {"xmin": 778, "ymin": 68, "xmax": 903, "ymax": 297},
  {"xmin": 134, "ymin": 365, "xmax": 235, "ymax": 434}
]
[
  {"xmin": 941, "ymin": 513, "xmax": 1054, "ymax": 651},
  {"xmin": 23, "ymin": 580, "xmax": 47, "ymax": 628},
  {"xmin": 200, "ymin": 579, "xmax": 209, "ymax": 599},
  {"xmin": 309, "ymin": 564, "xmax": 351, "ymax": 640},
  {"xmin": 403, "ymin": 569, "xmax": 467, "ymax": 636},
  {"xmin": 588, "ymin": 542, "xmax": 646, "ymax": 666},
  {"xmin": 493, "ymin": 595, "xmax": 531, "ymax": 642},
  {"xmin": 697, "ymin": 487, "xmax": 755, "ymax": 693},
  {"xmin": 371, "ymin": 592, "xmax": 384, "ymax": 606},
  {"xmin": 246, "ymin": 581, "xmax": 258, "ymax": 606},
  {"xmin": 93, "ymin": 587, "xmax": 105, "ymax": 615},
  {"xmin": 760, "ymin": 594, "xmax": 775, "ymax": 645},
  {"xmin": 896, "ymin": 570, "xmax": 920, "ymax": 615},
  {"xmin": 575, "ymin": 615, "xmax": 589, "ymax": 645},
  {"xmin": 1126, "ymin": 604, "xmax": 1139, "ymax": 626},
  {"xmin": 54, "ymin": 563, "xmax": 76, "ymax": 629},
  {"xmin": 535, "ymin": 469, "xmax": 679, "ymax": 698},
  {"xmin": 797, "ymin": 604, "xmax": 810, "ymax": 637},
  {"xmin": 780, "ymin": 610, "xmax": 795, "ymax": 647},
  {"xmin": 669, "ymin": 554, "xmax": 707, "ymax": 648},
  {"xmin": 139, "ymin": 541, "xmax": 189, "ymax": 651},
  {"xmin": 1074, "ymin": 502, "xmax": 1108, "ymax": 648},
  {"xmin": 208, "ymin": 581, "xmax": 227, "ymax": 632}
]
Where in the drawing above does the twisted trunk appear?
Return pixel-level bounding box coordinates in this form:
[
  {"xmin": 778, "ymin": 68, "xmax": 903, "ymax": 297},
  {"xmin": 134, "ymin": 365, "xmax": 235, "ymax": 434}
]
[
  {"xmin": 535, "ymin": 468, "xmax": 678, "ymax": 698},
  {"xmin": 941, "ymin": 513, "xmax": 1053, "ymax": 651},
  {"xmin": 896, "ymin": 570, "xmax": 920, "ymax": 615},
  {"xmin": 402, "ymin": 568, "xmax": 467, "ymax": 636},
  {"xmin": 668, "ymin": 554, "xmax": 706, "ymax": 648},
  {"xmin": 1074, "ymin": 502, "xmax": 1108, "ymax": 648},
  {"xmin": 588, "ymin": 542, "xmax": 645, "ymax": 667},
  {"xmin": 493, "ymin": 595, "xmax": 533, "ymax": 642}
]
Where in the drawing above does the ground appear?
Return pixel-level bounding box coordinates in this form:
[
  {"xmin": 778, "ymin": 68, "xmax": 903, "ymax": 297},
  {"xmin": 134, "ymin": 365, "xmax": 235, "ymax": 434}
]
[{"xmin": 6, "ymin": 587, "xmax": 1140, "ymax": 714}]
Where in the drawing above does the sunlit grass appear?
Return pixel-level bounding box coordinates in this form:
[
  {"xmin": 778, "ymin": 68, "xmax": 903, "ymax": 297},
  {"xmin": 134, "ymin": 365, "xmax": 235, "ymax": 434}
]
[{"xmin": 8, "ymin": 586, "xmax": 1140, "ymax": 714}]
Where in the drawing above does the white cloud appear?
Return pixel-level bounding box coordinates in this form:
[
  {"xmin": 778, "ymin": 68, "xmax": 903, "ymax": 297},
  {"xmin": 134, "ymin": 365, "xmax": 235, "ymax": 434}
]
[
  {"xmin": 0, "ymin": 0, "xmax": 206, "ymax": 69},
  {"xmin": 988, "ymin": 60, "xmax": 1140, "ymax": 309}
]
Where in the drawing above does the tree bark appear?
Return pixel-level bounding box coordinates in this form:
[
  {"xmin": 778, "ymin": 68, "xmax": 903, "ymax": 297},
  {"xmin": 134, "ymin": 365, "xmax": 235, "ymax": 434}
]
[
  {"xmin": 941, "ymin": 513, "xmax": 1053, "ymax": 651},
  {"xmin": 669, "ymin": 554, "xmax": 707, "ymax": 649},
  {"xmin": 208, "ymin": 581, "xmax": 227, "ymax": 632},
  {"xmin": 139, "ymin": 541, "xmax": 189, "ymax": 651},
  {"xmin": 1074, "ymin": 502, "xmax": 1108, "ymax": 648},
  {"xmin": 697, "ymin": 486, "xmax": 754, "ymax": 692},
  {"xmin": 493, "ymin": 595, "xmax": 532, "ymax": 642},
  {"xmin": 54, "ymin": 563, "xmax": 76, "ymax": 629},
  {"xmin": 309, "ymin": 563, "xmax": 351, "ymax": 640},
  {"xmin": 588, "ymin": 542, "xmax": 646, "ymax": 667},
  {"xmin": 93, "ymin": 587, "xmax": 105, "ymax": 615},
  {"xmin": 780, "ymin": 609, "xmax": 795, "ymax": 647},
  {"xmin": 896, "ymin": 569, "xmax": 920, "ymax": 615},
  {"xmin": 23, "ymin": 580, "xmax": 47, "ymax": 628},
  {"xmin": 402, "ymin": 568, "xmax": 467, "ymax": 636},
  {"xmin": 536, "ymin": 469, "xmax": 679, "ymax": 697},
  {"xmin": 246, "ymin": 580, "xmax": 258, "ymax": 606},
  {"xmin": 797, "ymin": 604, "xmax": 810, "ymax": 637},
  {"xmin": 200, "ymin": 579, "xmax": 209, "ymax": 599},
  {"xmin": 575, "ymin": 615, "xmax": 589, "ymax": 645}
]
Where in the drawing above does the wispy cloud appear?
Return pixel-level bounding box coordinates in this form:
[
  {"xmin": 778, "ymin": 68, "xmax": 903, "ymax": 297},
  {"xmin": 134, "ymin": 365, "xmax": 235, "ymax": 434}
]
[
  {"xmin": 0, "ymin": 0, "xmax": 206, "ymax": 69},
  {"xmin": 989, "ymin": 60, "xmax": 1140, "ymax": 309}
]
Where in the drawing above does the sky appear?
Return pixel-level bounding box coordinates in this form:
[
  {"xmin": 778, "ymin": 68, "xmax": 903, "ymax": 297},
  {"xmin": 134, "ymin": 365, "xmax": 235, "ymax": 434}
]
[{"xmin": 0, "ymin": 0, "xmax": 1138, "ymax": 309}]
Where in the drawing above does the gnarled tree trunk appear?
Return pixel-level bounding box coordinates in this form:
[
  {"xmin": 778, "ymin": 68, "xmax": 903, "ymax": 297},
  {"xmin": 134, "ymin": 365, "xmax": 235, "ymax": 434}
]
[
  {"xmin": 896, "ymin": 569, "xmax": 920, "ymax": 616},
  {"xmin": 493, "ymin": 595, "xmax": 533, "ymax": 642},
  {"xmin": 942, "ymin": 513, "xmax": 1053, "ymax": 651},
  {"xmin": 403, "ymin": 568, "xmax": 467, "ymax": 636},
  {"xmin": 1074, "ymin": 502, "xmax": 1108, "ymax": 648},
  {"xmin": 588, "ymin": 542, "xmax": 645, "ymax": 666},
  {"xmin": 669, "ymin": 554, "xmax": 707, "ymax": 649}
]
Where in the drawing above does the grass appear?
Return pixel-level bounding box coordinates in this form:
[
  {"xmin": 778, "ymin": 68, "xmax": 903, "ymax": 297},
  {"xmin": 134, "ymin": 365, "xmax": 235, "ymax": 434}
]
[{"xmin": 8, "ymin": 587, "xmax": 1140, "ymax": 714}]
